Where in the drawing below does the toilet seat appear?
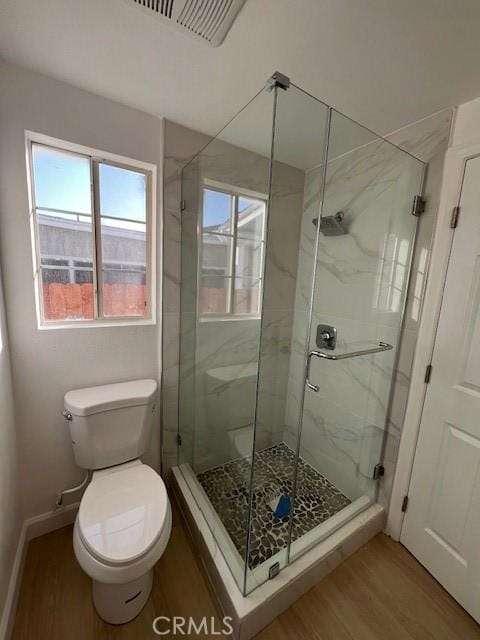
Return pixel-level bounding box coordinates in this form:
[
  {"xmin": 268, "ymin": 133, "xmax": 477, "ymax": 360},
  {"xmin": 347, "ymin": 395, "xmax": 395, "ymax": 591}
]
[{"xmin": 78, "ymin": 460, "xmax": 169, "ymax": 566}]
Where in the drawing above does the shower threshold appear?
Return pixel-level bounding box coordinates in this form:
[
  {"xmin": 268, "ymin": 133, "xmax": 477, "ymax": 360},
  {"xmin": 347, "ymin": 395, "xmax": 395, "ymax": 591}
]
[{"xmin": 197, "ymin": 442, "xmax": 351, "ymax": 570}]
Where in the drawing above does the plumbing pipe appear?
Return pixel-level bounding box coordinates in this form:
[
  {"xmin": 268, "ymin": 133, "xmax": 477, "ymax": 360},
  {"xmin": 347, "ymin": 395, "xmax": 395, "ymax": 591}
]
[{"xmin": 55, "ymin": 471, "xmax": 90, "ymax": 509}]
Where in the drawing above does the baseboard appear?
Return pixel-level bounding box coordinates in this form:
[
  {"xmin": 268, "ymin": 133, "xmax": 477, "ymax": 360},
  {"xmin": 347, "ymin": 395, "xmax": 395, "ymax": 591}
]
[
  {"xmin": 0, "ymin": 503, "xmax": 79, "ymax": 640},
  {"xmin": 23, "ymin": 501, "xmax": 79, "ymax": 542}
]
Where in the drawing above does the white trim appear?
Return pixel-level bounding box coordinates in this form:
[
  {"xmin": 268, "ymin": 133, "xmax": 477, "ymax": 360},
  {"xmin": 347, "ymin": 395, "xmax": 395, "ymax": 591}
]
[
  {"xmin": 0, "ymin": 525, "xmax": 26, "ymax": 640},
  {"xmin": 0, "ymin": 503, "xmax": 79, "ymax": 640},
  {"xmin": 386, "ymin": 137, "xmax": 480, "ymax": 539},
  {"xmin": 24, "ymin": 131, "xmax": 157, "ymax": 329}
]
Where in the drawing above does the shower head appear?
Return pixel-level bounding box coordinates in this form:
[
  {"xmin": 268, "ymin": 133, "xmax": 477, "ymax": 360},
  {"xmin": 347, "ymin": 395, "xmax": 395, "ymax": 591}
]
[{"xmin": 312, "ymin": 212, "xmax": 347, "ymax": 236}]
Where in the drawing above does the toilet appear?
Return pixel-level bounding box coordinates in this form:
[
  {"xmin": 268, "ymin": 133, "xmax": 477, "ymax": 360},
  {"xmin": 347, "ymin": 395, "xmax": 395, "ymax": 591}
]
[{"xmin": 63, "ymin": 379, "xmax": 171, "ymax": 624}]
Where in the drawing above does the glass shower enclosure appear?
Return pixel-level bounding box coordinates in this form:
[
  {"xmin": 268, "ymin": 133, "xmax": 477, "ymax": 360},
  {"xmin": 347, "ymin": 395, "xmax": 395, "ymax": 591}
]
[{"xmin": 176, "ymin": 73, "xmax": 424, "ymax": 595}]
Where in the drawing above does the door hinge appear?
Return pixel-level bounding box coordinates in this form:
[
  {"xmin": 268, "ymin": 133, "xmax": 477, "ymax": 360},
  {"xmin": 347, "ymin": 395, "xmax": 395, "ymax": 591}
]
[
  {"xmin": 424, "ymin": 364, "xmax": 432, "ymax": 384},
  {"xmin": 181, "ymin": 199, "xmax": 186, "ymax": 211},
  {"xmin": 373, "ymin": 463, "xmax": 385, "ymax": 480},
  {"xmin": 401, "ymin": 495, "xmax": 409, "ymax": 512},
  {"xmin": 450, "ymin": 205, "xmax": 460, "ymax": 229},
  {"xmin": 177, "ymin": 433, "xmax": 182, "ymax": 446},
  {"xmin": 412, "ymin": 195, "xmax": 426, "ymax": 217}
]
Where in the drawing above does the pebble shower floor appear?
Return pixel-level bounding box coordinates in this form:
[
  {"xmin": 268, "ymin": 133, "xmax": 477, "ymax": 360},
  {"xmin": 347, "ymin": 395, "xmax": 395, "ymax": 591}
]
[{"xmin": 197, "ymin": 442, "xmax": 351, "ymax": 569}]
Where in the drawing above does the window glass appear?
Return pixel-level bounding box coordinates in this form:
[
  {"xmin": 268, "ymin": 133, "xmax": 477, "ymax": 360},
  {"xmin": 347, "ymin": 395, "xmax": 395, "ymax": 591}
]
[
  {"xmin": 32, "ymin": 145, "xmax": 91, "ymax": 214},
  {"xmin": 202, "ymin": 234, "xmax": 233, "ymax": 277},
  {"xmin": 199, "ymin": 186, "xmax": 266, "ymax": 318},
  {"xmin": 235, "ymin": 239, "xmax": 263, "ymax": 278},
  {"xmin": 199, "ymin": 276, "xmax": 230, "ymax": 314},
  {"xmin": 203, "ymin": 189, "xmax": 233, "ymax": 233},
  {"xmin": 29, "ymin": 140, "xmax": 153, "ymax": 325},
  {"xmin": 234, "ymin": 278, "xmax": 261, "ymax": 315},
  {"xmin": 237, "ymin": 197, "xmax": 265, "ymax": 240},
  {"xmin": 37, "ymin": 210, "xmax": 94, "ymax": 321},
  {"xmin": 98, "ymin": 164, "xmax": 147, "ymax": 223},
  {"xmin": 98, "ymin": 163, "xmax": 148, "ymax": 318}
]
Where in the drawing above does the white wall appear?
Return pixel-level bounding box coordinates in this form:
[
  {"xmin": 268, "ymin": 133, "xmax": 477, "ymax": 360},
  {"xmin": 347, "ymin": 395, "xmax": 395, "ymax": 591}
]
[
  {"xmin": 0, "ymin": 61, "xmax": 162, "ymax": 518},
  {"xmin": 0, "ymin": 267, "xmax": 21, "ymax": 630}
]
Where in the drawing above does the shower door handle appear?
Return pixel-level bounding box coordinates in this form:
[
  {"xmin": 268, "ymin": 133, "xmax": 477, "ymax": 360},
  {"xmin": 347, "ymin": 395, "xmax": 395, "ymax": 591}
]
[
  {"xmin": 306, "ymin": 342, "xmax": 393, "ymax": 392},
  {"xmin": 306, "ymin": 350, "xmax": 322, "ymax": 392},
  {"xmin": 313, "ymin": 341, "xmax": 393, "ymax": 360}
]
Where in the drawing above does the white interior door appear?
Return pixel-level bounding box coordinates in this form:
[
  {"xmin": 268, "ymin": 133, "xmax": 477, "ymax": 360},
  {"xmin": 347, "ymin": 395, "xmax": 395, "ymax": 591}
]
[{"xmin": 401, "ymin": 155, "xmax": 480, "ymax": 623}]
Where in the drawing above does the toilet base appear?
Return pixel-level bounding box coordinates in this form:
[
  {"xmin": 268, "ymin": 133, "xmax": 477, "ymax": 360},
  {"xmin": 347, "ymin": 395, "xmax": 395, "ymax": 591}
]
[{"xmin": 92, "ymin": 570, "xmax": 153, "ymax": 624}]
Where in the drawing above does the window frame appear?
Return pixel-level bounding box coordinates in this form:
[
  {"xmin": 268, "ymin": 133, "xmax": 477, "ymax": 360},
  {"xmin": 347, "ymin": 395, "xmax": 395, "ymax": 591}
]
[
  {"xmin": 25, "ymin": 131, "xmax": 157, "ymax": 329},
  {"xmin": 198, "ymin": 179, "xmax": 267, "ymax": 321}
]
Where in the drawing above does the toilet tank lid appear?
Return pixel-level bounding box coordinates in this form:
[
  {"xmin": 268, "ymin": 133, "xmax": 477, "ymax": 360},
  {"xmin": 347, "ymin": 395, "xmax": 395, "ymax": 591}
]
[{"xmin": 64, "ymin": 379, "xmax": 157, "ymax": 416}]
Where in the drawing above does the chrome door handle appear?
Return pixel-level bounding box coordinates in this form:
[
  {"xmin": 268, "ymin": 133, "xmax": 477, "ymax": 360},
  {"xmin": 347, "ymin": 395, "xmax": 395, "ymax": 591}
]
[
  {"xmin": 306, "ymin": 351, "xmax": 320, "ymax": 392},
  {"xmin": 305, "ymin": 342, "xmax": 393, "ymax": 392},
  {"xmin": 313, "ymin": 341, "xmax": 393, "ymax": 360}
]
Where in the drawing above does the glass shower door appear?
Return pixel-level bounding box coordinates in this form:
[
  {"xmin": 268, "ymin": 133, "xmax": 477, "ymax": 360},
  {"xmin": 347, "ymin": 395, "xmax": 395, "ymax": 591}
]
[
  {"xmin": 287, "ymin": 109, "xmax": 424, "ymax": 560},
  {"xmin": 243, "ymin": 84, "xmax": 330, "ymax": 593}
]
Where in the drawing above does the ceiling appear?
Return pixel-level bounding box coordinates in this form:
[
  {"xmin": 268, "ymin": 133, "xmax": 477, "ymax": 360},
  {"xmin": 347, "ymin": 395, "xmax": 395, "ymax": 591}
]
[{"xmin": 1, "ymin": 0, "xmax": 480, "ymax": 144}]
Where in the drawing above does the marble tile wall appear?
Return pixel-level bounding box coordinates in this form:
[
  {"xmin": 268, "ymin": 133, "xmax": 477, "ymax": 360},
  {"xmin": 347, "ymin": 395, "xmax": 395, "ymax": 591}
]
[
  {"xmin": 162, "ymin": 120, "xmax": 210, "ymax": 474},
  {"xmin": 284, "ymin": 109, "xmax": 453, "ymax": 509},
  {"xmin": 378, "ymin": 109, "xmax": 453, "ymax": 509}
]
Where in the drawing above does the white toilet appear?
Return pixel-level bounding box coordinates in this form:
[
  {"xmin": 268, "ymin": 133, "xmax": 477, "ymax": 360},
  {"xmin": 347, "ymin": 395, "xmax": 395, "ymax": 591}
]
[{"xmin": 63, "ymin": 379, "xmax": 171, "ymax": 625}]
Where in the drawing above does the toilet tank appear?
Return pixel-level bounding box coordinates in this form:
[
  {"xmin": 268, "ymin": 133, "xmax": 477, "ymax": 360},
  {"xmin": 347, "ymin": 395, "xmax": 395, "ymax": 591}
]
[{"xmin": 64, "ymin": 379, "xmax": 158, "ymax": 470}]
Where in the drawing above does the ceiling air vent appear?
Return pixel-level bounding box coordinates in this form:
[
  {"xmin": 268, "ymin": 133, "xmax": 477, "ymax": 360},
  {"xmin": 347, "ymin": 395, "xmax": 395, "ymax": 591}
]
[{"xmin": 125, "ymin": 0, "xmax": 246, "ymax": 47}]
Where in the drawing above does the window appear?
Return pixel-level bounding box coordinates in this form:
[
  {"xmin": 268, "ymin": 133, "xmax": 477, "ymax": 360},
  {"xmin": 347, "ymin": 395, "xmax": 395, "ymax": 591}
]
[
  {"xmin": 27, "ymin": 134, "xmax": 156, "ymax": 327},
  {"xmin": 199, "ymin": 184, "xmax": 266, "ymax": 318}
]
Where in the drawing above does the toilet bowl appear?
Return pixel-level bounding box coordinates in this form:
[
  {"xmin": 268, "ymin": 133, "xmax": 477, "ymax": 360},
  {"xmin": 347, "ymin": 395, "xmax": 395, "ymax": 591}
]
[
  {"xmin": 63, "ymin": 379, "xmax": 171, "ymax": 624},
  {"xmin": 73, "ymin": 460, "xmax": 172, "ymax": 624}
]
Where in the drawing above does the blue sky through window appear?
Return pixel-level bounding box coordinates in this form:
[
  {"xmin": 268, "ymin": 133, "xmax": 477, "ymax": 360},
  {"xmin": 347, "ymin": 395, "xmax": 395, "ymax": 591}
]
[
  {"xmin": 99, "ymin": 164, "xmax": 146, "ymax": 222},
  {"xmin": 203, "ymin": 189, "xmax": 232, "ymax": 230},
  {"xmin": 32, "ymin": 145, "xmax": 147, "ymax": 226},
  {"xmin": 32, "ymin": 145, "xmax": 91, "ymax": 214}
]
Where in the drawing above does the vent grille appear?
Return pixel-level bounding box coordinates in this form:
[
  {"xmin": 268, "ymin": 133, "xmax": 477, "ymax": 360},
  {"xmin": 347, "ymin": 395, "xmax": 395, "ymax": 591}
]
[
  {"xmin": 177, "ymin": 0, "xmax": 234, "ymax": 42},
  {"xmin": 133, "ymin": 0, "xmax": 175, "ymax": 19},
  {"xmin": 125, "ymin": 0, "xmax": 245, "ymax": 46}
]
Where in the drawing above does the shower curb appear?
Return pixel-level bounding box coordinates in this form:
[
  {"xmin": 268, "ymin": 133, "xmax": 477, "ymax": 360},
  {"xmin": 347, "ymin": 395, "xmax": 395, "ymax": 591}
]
[{"xmin": 172, "ymin": 467, "xmax": 385, "ymax": 640}]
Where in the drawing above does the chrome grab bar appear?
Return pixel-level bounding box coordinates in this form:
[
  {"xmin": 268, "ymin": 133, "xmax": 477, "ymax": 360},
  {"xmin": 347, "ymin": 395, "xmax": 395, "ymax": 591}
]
[{"xmin": 306, "ymin": 342, "xmax": 393, "ymax": 392}]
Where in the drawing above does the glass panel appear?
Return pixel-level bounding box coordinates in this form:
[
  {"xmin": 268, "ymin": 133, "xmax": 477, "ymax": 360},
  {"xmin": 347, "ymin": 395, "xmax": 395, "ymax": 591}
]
[
  {"xmin": 41, "ymin": 267, "xmax": 94, "ymax": 321},
  {"xmin": 237, "ymin": 197, "xmax": 265, "ymax": 240},
  {"xmin": 36, "ymin": 210, "xmax": 94, "ymax": 321},
  {"xmin": 233, "ymin": 277, "xmax": 260, "ymax": 315},
  {"xmin": 198, "ymin": 275, "xmax": 230, "ymax": 314},
  {"xmin": 178, "ymin": 88, "xmax": 275, "ymax": 594},
  {"xmin": 235, "ymin": 239, "xmax": 262, "ymax": 278},
  {"xmin": 288, "ymin": 109, "xmax": 424, "ymax": 561},
  {"xmin": 244, "ymin": 85, "xmax": 330, "ymax": 593},
  {"xmin": 98, "ymin": 164, "xmax": 147, "ymax": 223},
  {"xmin": 98, "ymin": 163, "xmax": 148, "ymax": 317},
  {"xmin": 32, "ymin": 144, "xmax": 91, "ymax": 214},
  {"xmin": 201, "ymin": 233, "xmax": 232, "ymax": 277},
  {"xmin": 203, "ymin": 189, "xmax": 233, "ymax": 233}
]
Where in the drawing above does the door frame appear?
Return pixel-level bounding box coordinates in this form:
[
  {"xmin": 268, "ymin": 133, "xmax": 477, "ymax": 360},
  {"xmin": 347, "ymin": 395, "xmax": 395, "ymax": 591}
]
[{"xmin": 386, "ymin": 134, "xmax": 480, "ymax": 539}]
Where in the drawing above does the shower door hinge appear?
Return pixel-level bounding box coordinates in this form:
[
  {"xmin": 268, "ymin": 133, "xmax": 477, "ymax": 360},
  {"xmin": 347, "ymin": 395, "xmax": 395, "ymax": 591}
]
[
  {"xmin": 450, "ymin": 205, "xmax": 460, "ymax": 229},
  {"xmin": 177, "ymin": 433, "xmax": 182, "ymax": 446},
  {"xmin": 268, "ymin": 562, "xmax": 280, "ymax": 579},
  {"xmin": 373, "ymin": 463, "xmax": 385, "ymax": 480},
  {"xmin": 424, "ymin": 364, "xmax": 432, "ymax": 384},
  {"xmin": 401, "ymin": 495, "xmax": 409, "ymax": 512},
  {"xmin": 181, "ymin": 200, "xmax": 186, "ymax": 211},
  {"xmin": 412, "ymin": 195, "xmax": 426, "ymax": 217}
]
